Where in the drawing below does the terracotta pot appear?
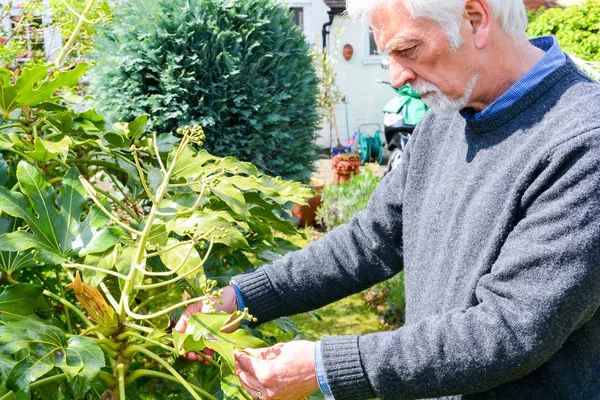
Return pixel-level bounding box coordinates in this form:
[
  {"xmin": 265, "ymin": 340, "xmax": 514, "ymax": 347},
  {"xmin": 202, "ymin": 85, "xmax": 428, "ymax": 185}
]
[
  {"xmin": 332, "ymin": 159, "xmax": 361, "ymax": 184},
  {"xmin": 292, "ymin": 178, "xmax": 325, "ymax": 227}
]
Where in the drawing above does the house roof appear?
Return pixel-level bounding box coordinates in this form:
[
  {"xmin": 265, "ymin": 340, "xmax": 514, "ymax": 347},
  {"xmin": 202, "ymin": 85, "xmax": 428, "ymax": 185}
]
[
  {"xmin": 523, "ymin": 0, "xmax": 558, "ymax": 9},
  {"xmin": 324, "ymin": 0, "xmax": 346, "ymax": 11}
]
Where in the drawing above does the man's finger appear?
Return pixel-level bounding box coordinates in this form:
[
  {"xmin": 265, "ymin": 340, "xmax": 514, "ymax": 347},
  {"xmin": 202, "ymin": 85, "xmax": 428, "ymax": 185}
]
[
  {"xmin": 174, "ymin": 314, "xmax": 189, "ymax": 333},
  {"xmin": 234, "ymin": 350, "xmax": 256, "ymax": 372},
  {"xmin": 235, "ymin": 360, "xmax": 265, "ymax": 398}
]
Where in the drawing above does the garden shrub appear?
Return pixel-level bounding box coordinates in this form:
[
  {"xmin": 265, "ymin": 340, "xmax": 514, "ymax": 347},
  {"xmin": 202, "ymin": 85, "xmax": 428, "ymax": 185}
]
[
  {"xmin": 527, "ymin": 1, "xmax": 600, "ymax": 61},
  {"xmin": 316, "ymin": 167, "xmax": 381, "ymax": 230},
  {"xmin": 88, "ymin": 0, "xmax": 321, "ymax": 183}
]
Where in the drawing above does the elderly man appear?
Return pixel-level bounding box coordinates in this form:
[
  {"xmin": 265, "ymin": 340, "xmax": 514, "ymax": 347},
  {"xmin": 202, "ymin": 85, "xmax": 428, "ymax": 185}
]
[{"xmin": 176, "ymin": 0, "xmax": 600, "ymax": 398}]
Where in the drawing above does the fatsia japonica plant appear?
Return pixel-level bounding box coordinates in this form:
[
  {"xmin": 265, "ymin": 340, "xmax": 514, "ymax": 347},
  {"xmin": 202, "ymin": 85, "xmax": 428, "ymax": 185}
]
[{"xmin": 0, "ymin": 62, "xmax": 314, "ymax": 399}]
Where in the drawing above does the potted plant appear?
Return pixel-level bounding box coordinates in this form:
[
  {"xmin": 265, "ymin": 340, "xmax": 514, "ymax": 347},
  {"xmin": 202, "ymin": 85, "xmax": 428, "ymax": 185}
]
[
  {"xmin": 332, "ymin": 153, "xmax": 361, "ymax": 184},
  {"xmin": 292, "ymin": 178, "xmax": 325, "ymax": 227}
]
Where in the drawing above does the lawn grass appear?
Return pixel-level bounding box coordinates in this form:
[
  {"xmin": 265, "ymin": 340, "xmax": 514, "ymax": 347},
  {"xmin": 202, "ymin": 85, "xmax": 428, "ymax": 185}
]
[
  {"xmin": 263, "ymin": 227, "xmax": 388, "ymax": 341},
  {"xmin": 260, "ymin": 292, "xmax": 388, "ymax": 342}
]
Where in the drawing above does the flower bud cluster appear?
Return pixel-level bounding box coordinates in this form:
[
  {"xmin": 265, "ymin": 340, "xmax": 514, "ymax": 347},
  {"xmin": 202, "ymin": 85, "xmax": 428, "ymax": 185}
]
[{"xmin": 176, "ymin": 125, "xmax": 206, "ymax": 147}]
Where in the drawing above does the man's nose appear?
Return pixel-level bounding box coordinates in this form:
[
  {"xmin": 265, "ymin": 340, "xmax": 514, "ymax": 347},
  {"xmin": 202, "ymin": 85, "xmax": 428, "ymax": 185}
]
[{"xmin": 390, "ymin": 61, "xmax": 416, "ymax": 88}]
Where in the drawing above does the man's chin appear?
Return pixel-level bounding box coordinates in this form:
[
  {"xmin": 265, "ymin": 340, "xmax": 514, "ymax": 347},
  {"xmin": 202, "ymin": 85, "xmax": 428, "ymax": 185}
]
[{"xmin": 422, "ymin": 97, "xmax": 463, "ymax": 116}]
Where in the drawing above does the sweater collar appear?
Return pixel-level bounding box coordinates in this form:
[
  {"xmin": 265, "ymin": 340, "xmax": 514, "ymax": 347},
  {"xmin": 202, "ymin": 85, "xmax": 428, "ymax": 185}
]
[
  {"xmin": 461, "ymin": 36, "xmax": 565, "ymax": 122},
  {"xmin": 463, "ymin": 57, "xmax": 586, "ymax": 135}
]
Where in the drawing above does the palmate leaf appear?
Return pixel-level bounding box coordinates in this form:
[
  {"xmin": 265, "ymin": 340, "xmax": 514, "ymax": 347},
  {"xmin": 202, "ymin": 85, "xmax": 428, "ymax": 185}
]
[
  {"xmin": 0, "ymin": 284, "xmax": 49, "ymax": 322},
  {"xmin": 0, "ymin": 319, "xmax": 104, "ymax": 396},
  {"xmin": 0, "ymin": 217, "xmax": 37, "ymax": 275},
  {"xmin": 0, "ymin": 162, "xmax": 122, "ymax": 265},
  {"xmin": 0, "ymin": 63, "xmax": 88, "ymax": 115}
]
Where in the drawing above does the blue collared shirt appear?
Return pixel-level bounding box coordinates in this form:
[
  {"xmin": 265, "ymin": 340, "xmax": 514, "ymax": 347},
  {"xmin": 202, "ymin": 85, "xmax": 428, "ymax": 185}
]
[
  {"xmin": 461, "ymin": 36, "xmax": 566, "ymax": 121},
  {"xmin": 231, "ymin": 37, "xmax": 566, "ymax": 398}
]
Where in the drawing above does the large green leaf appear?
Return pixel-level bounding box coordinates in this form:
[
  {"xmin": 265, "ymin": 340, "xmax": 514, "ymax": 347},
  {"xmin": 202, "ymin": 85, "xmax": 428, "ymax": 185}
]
[
  {"xmin": 0, "ymin": 284, "xmax": 48, "ymax": 321},
  {"xmin": 175, "ymin": 313, "xmax": 265, "ymax": 372},
  {"xmin": 0, "ymin": 163, "xmax": 122, "ymax": 264},
  {"xmin": 0, "ymin": 158, "xmax": 7, "ymax": 187},
  {"xmin": 0, "ymin": 319, "xmax": 104, "ymax": 396},
  {"xmin": 168, "ymin": 212, "xmax": 248, "ymax": 249},
  {"xmin": 24, "ymin": 137, "xmax": 72, "ymax": 163},
  {"xmin": 210, "ymin": 181, "xmax": 249, "ymax": 218},
  {"xmin": 0, "ymin": 63, "xmax": 87, "ymax": 114},
  {"xmin": 159, "ymin": 238, "xmax": 204, "ymax": 285},
  {"xmin": 0, "ymin": 217, "xmax": 36, "ymax": 275}
]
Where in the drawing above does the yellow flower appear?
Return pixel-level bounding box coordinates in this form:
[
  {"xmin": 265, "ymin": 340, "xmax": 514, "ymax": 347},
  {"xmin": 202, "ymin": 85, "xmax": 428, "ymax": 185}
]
[{"xmin": 66, "ymin": 271, "xmax": 118, "ymax": 327}]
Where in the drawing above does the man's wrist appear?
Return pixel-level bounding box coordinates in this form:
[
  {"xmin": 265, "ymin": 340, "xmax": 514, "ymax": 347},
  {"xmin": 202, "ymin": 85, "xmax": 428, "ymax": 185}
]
[
  {"xmin": 314, "ymin": 340, "xmax": 333, "ymax": 396},
  {"xmin": 229, "ymin": 280, "xmax": 245, "ymax": 312}
]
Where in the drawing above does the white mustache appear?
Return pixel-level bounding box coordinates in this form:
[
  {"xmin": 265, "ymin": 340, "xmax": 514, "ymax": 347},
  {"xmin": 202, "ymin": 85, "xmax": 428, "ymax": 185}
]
[{"xmin": 410, "ymin": 81, "xmax": 443, "ymax": 96}]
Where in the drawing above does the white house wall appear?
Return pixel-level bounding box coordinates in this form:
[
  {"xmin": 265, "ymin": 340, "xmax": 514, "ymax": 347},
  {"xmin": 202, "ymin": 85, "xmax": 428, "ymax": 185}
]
[{"xmin": 320, "ymin": 15, "xmax": 392, "ymax": 150}]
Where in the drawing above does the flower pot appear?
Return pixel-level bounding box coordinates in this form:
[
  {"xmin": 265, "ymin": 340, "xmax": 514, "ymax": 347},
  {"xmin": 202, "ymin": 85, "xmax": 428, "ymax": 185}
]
[
  {"xmin": 332, "ymin": 159, "xmax": 361, "ymax": 184},
  {"xmin": 292, "ymin": 178, "xmax": 325, "ymax": 227}
]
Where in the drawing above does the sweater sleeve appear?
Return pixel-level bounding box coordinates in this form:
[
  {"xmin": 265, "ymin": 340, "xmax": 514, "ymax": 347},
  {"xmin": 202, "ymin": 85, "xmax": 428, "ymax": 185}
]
[
  {"xmin": 232, "ymin": 136, "xmax": 414, "ymax": 325},
  {"xmin": 321, "ymin": 131, "xmax": 600, "ymax": 399}
]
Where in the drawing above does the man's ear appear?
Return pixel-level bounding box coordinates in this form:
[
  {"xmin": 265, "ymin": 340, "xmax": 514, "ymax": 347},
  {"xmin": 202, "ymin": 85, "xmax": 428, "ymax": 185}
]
[{"xmin": 465, "ymin": 0, "xmax": 492, "ymax": 49}]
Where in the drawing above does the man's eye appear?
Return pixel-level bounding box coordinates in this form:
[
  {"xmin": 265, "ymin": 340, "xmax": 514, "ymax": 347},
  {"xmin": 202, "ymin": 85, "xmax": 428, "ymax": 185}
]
[{"xmin": 397, "ymin": 46, "xmax": 416, "ymax": 57}]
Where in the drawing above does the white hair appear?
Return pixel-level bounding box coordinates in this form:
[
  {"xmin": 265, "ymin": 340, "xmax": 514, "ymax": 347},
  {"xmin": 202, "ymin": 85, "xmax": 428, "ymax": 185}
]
[{"xmin": 346, "ymin": 0, "xmax": 528, "ymax": 49}]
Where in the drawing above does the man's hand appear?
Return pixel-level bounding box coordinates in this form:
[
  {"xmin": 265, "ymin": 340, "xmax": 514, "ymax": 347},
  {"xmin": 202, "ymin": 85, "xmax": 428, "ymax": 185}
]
[
  {"xmin": 175, "ymin": 285, "xmax": 239, "ymax": 362},
  {"xmin": 234, "ymin": 341, "xmax": 320, "ymax": 400}
]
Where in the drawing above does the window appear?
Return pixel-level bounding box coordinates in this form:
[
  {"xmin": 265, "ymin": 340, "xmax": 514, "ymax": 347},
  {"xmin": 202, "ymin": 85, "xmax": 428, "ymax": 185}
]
[
  {"xmin": 290, "ymin": 7, "xmax": 304, "ymax": 27},
  {"xmin": 364, "ymin": 27, "xmax": 385, "ymax": 64},
  {"xmin": 287, "ymin": 1, "xmax": 312, "ymax": 43}
]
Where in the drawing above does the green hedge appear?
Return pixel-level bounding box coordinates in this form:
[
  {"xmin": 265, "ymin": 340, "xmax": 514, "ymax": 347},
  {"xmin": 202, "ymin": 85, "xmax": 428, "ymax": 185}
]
[
  {"xmin": 527, "ymin": 1, "xmax": 600, "ymax": 61},
  {"xmin": 89, "ymin": 0, "xmax": 320, "ymax": 183}
]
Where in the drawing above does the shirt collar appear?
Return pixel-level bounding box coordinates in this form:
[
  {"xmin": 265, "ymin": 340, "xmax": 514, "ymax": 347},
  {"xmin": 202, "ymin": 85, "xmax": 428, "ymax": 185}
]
[{"xmin": 460, "ymin": 36, "xmax": 566, "ymax": 122}]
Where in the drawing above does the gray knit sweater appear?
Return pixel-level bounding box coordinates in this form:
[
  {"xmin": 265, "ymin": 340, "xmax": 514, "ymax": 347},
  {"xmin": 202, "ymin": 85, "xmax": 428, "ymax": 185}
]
[{"xmin": 233, "ymin": 59, "xmax": 600, "ymax": 399}]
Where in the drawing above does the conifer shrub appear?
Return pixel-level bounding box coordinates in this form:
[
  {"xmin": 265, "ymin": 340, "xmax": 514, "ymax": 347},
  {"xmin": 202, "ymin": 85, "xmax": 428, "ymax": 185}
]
[{"xmin": 89, "ymin": 0, "xmax": 320, "ymax": 182}]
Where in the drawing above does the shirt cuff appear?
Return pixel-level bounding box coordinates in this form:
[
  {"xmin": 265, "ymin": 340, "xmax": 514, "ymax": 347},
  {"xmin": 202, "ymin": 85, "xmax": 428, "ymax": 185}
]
[
  {"xmin": 315, "ymin": 340, "xmax": 334, "ymax": 396},
  {"xmin": 229, "ymin": 280, "xmax": 246, "ymax": 312}
]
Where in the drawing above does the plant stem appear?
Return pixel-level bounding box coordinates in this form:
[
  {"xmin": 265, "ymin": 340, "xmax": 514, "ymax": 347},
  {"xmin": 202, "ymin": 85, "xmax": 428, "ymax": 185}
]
[
  {"xmin": 131, "ymin": 147, "xmax": 156, "ymax": 204},
  {"xmin": 80, "ymin": 324, "xmax": 104, "ymax": 337},
  {"xmin": 100, "ymin": 281, "xmax": 121, "ymax": 312},
  {"xmin": 124, "ymin": 295, "xmax": 206, "ymax": 321},
  {"xmin": 66, "ymin": 159, "xmax": 129, "ymax": 176},
  {"xmin": 99, "ymin": 370, "xmax": 117, "ymax": 388},
  {"xmin": 134, "ymin": 237, "xmax": 214, "ymax": 290},
  {"xmin": 57, "ymin": 270, "xmax": 72, "ymax": 334},
  {"xmin": 79, "ymin": 177, "xmax": 143, "ymax": 236},
  {"xmin": 116, "ymin": 331, "xmax": 176, "ymax": 353},
  {"xmin": 42, "ymin": 289, "xmax": 93, "ymax": 328},
  {"xmin": 123, "ymin": 345, "xmax": 207, "ymax": 400},
  {"xmin": 5, "ymin": 274, "xmax": 18, "ymax": 285},
  {"xmin": 220, "ymin": 314, "xmax": 246, "ymax": 332},
  {"xmin": 125, "ymin": 369, "xmax": 218, "ymax": 400},
  {"xmin": 144, "ymin": 238, "xmax": 195, "ymax": 259},
  {"xmin": 54, "ymin": 0, "xmax": 96, "ymax": 67},
  {"xmin": 92, "ymin": 185, "xmax": 142, "ymax": 224},
  {"xmin": 154, "ymin": 186, "xmax": 206, "ymax": 217},
  {"xmin": 131, "ymin": 290, "xmax": 174, "ymax": 313},
  {"xmin": 152, "ymin": 132, "xmax": 167, "ymax": 175},
  {"xmin": 0, "ymin": 374, "xmax": 69, "ymax": 400},
  {"xmin": 118, "ymin": 136, "xmax": 191, "ymax": 315},
  {"xmin": 122, "ymin": 321, "xmax": 154, "ymax": 334},
  {"xmin": 117, "ymin": 363, "xmax": 126, "ymax": 400},
  {"xmin": 62, "ymin": 263, "xmax": 129, "ymax": 280}
]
